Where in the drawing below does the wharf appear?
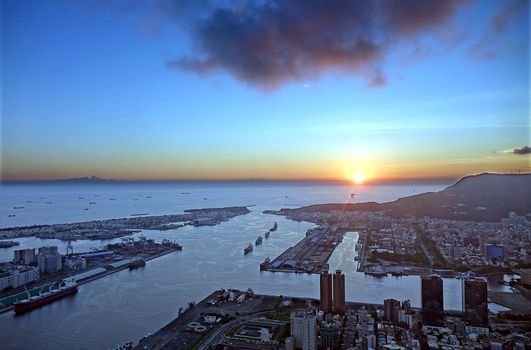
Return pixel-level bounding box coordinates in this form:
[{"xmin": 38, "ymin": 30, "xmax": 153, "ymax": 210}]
[
  {"xmin": 0, "ymin": 206, "xmax": 250, "ymax": 241},
  {"xmin": 260, "ymin": 226, "xmax": 345, "ymax": 274},
  {"xmin": 0, "ymin": 248, "xmax": 177, "ymax": 314}
]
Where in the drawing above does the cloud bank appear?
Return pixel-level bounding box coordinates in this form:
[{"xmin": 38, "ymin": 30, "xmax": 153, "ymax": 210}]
[
  {"xmin": 107, "ymin": 0, "xmax": 528, "ymax": 90},
  {"xmin": 165, "ymin": 0, "xmax": 475, "ymax": 89}
]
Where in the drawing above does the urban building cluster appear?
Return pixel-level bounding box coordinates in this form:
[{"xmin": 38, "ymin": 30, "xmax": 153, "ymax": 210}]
[
  {"xmin": 280, "ymin": 272, "xmax": 529, "ymax": 350},
  {"xmin": 270, "ymin": 207, "xmax": 530, "ymax": 277},
  {"xmin": 421, "ymin": 213, "xmax": 530, "ymax": 270}
]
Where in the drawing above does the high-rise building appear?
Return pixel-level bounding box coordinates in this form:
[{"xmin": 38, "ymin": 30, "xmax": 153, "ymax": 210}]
[
  {"xmin": 383, "ymin": 299, "xmax": 400, "ymax": 324},
  {"xmin": 333, "ymin": 269, "xmax": 346, "ymax": 315},
  {"xmin": 320, "ymin": 320, "xmax": 341, "ymax": 350},
  {"xmin": 479, "ymin": 234, "xmax": 486, "ymax": 256},
  {"xmin": 402, "ymin": 299, "xmax": 411, "ymax": 314},
  {"xmin": 320, "ymin": 271, "xmax": 333, "ymax": 313},
  {"xmin": 486, "ymin": 244, "xmax": 505, "ymax": 260},
  {"xmin": 462, "ymin": 277, "xmax": 488, "ymax": 328},
  {"xmin": 291, "ymin": 312, "xmax": 316, "ymax": 350},
  {"xmin": 421, "ymin": 275, "xmax": 444, "ymax": 327}
]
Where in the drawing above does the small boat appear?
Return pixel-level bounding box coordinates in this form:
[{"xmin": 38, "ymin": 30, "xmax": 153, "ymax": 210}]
[
  {"xmin": 203, "ymin": 197, "xmax": 208, "ymax": 200},
  {"xmin": 365, "ymin": 266, "xmax": 387, "ymax": 277},
  {"xmin": 45, "ymin": 202, "xmax": 52, "ymax": 204},
  {"xmin": 255, "ymin": 236, "xmax": 263, "ymax": 245},
  {"xmin": 181, "ymin": 192, "xmax": 191, "ymax": 195},
  {"xmin": 83, "ymin": 208, "xmax": 89, "ymax": 211},
  {"xmin": 8, "ymin": 214, "xmax": 16, "ymax": 217},
  {"xmin": 89, "ymin": 202, "xmax": 96, "ymax": 204},
  {"xmin": 244, "ymin": 243, "xmax": 253, "ymax": 254},
  {"xmin": 78, "ymin": 197, "xmax": 84, "ymax": 199},
  {"xmin": 112, "ymin": 342, "xmax": 133, "ymax": 350},
  {"xmin": 260, "ymin": 257, "xmax": 271, "ymax": 270},
  {"xmin": 270, "ymin": 222, "xmax": 278, "ymax": 231},
  {"xmin": 265, "ymin": 231, "xmax": 270, "ymax": 238},
  {"xmin": 350, "ymin": 193, "xmax": 355, "ymax": 198},
  {"xmin": 13, "ymin": 206, "xmax": 24, "ymax": 209}
]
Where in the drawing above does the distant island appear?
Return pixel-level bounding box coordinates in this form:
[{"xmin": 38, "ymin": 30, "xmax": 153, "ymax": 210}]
[{"xmin": 1, "ymin": 176, "xmax": 113, "ymax": 184}]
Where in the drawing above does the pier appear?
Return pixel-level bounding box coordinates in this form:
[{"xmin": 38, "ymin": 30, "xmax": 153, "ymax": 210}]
[
  {"xmin": 260, "ymin": 226, "xmax": 345, "ymax": 274},
  {"xmin": 0, "ymin": 206, "xmax": 251, "ymax": 241}
]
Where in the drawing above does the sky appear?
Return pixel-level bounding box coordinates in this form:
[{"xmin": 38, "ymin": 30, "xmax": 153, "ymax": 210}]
[{"xmin": 1, "ymin": 0, "xmax": 530, "ymax": 182}]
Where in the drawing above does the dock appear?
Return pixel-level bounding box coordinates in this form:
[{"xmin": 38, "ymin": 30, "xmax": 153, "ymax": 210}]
[{"xmin": 260, "ymin": 226, "xmax": 345, "ymax": 274}]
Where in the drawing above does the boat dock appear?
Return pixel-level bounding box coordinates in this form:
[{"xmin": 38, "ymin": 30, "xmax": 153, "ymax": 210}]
[{"xmin": 260, "ymin": 226, "xmax": 345, "ymax": 274}]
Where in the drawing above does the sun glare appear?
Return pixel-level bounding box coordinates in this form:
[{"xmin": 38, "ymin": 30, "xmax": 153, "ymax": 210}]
[{"xmin": 352, "ymin": 173, "xmax": 365, "ymax": 185}]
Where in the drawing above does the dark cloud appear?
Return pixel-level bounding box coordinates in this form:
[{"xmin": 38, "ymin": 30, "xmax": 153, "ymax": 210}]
[
  {"xmin": 165, "ymin": 0, "xmax": 471, "ymax": 89},
  {"xmin": 513, "ymin": 146, "xmax": 531, "ymax": 155}
]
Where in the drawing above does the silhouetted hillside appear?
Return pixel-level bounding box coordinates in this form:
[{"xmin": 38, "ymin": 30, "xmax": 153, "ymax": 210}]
[{"xmin": 274, "ymin": 173, "xmax": 531, "ymax": 222}]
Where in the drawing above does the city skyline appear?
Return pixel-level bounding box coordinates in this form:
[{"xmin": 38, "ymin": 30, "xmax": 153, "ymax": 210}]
[{"xmin": 2, "ymin": 0, "xmax": 529, "ymax": 182}]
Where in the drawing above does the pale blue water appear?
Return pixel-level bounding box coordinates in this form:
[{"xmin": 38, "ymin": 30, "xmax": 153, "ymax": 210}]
[{"xmin": 0, "ymin": 182, "xmax": 509, "ymax": 349}]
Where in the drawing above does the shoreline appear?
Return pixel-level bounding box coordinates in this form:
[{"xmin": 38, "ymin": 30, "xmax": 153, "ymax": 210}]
[{"xmin": 0, "ymin": 249, "xmax": 176, "ymax": 315}]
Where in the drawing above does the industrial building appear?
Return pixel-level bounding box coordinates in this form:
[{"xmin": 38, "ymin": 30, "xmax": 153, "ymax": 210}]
[
  {"xmin": 37, "ymin": 246, "xmax": 63, "ymax": 274},
  {"xmin": 13, "ymin": 248, "xmax": 36, "ymax": 265}
]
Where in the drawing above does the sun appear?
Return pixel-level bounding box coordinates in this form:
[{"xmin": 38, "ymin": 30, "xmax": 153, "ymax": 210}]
[{"xmin": 352, "ymin": 173, "xmax": 365, "ymax": 185}]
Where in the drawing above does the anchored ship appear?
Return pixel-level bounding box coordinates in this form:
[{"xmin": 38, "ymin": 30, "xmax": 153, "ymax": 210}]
[
  {"xmin": 161, "ymin": 238, "xmax": 182, "ymax": 250},
  {"xmin": 129, "ymin": 259, "xmax": 146, "ymax": 270},
  {"xmin": 14, "ymin": 280, "xmax": 78, "ymax": 314},
  {"xmin": 0, "ymin": 241, "xmax": 20, "ymax": 248},
  {"xmin": 244, "ymin": 243, "xmax": 253, "ymax": 255}
]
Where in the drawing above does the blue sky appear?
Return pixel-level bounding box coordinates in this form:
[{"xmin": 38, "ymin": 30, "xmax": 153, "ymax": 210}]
[{"xmin": 1, "ymin": 0, "xmax": 529, "ymax": 181}]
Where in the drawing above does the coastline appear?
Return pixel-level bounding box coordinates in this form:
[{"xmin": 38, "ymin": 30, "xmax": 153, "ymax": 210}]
[{"xmin": 0, "ymin": 249, "xmax": 176, "ymax": 315}]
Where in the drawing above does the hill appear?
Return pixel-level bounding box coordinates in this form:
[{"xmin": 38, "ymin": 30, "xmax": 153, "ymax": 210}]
[{"xmin": 271, "ymin": 173, "xmax": 531, "ymax": 222}]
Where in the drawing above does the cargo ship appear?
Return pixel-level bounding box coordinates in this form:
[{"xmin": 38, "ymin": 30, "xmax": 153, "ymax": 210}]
[
  {"xmin": 255, "ymin": 236, "xmax": 263, "ymax": 245},
  {"xmin": 161, "ymin": 238, "xmax": 182, "ymax": 251},
  {"xmin": 0, "ymin": 241, "xmax": 20, "ymax": 248},
  {"xmin": 129, "ymin": 259, "xmax": 146, "ymax": 270},
  {"xmin": 244, "ymin": 243, "xmax": 253, "ymax": 254},
  {"xmin": 14, "ymin": 280, "xmax": 78, "ymax": 314}
]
